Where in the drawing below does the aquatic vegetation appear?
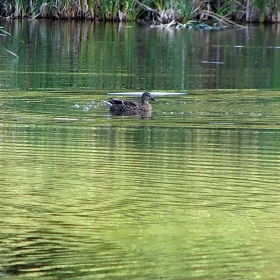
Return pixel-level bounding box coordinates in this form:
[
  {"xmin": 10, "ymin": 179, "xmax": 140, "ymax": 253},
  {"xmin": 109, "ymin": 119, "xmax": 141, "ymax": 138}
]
[
  {"xmin": 0, "ymin": 26, "xmax": 19, "ymax": 57},
  {"xmin": 0, "ymin": 0, "xmax": 280, "ymax": 23}
]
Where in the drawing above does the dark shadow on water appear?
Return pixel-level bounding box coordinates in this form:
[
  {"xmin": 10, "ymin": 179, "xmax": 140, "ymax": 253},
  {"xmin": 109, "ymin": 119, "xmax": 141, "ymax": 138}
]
[{"xmin": 106, "ymin": 110, "xmax": 153, "ymax": 120}]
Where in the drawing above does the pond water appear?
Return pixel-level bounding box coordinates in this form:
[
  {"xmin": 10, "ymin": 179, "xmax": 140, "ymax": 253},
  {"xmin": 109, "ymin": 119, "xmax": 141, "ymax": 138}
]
[{"xmin": 1, "ymin": 20, "xmax": 280, "ymax": 279}]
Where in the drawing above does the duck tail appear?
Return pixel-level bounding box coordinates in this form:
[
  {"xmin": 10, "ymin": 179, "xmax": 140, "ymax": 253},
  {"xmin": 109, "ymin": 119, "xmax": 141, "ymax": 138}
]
[{"xmin": 104, "ymin": 101, "xmax": 113, "ymax": 108}]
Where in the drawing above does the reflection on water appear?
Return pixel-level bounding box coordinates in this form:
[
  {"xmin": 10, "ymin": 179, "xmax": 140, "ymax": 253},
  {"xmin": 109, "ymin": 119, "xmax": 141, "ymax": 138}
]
[
  {"xmin": 1, "ymin": 91, "xmax": 280, "ymax": 279},
  {"xmin": 1, "ymin": 20, "xmax": 280, "ymax": 91}
]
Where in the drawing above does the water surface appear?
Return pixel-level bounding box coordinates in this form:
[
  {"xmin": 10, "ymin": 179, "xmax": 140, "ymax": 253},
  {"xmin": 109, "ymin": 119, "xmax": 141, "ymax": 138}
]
[
  {"xmin": 1, "ymin": 20, "xmax": 280, "ymax": 279},
  {"xmin": 1, "ymin": 20, "xmax": 280, "ymax": 90}
]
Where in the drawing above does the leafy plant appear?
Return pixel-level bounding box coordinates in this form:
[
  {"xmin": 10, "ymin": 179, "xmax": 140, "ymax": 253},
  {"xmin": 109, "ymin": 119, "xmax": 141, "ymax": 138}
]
[
  {"xmin": 254, "ymin": 0, "xmax": 267, "ymax": 22},
  {"xmin": 119, "ymin": 0, "xmax": 153, "ymax": 21}
]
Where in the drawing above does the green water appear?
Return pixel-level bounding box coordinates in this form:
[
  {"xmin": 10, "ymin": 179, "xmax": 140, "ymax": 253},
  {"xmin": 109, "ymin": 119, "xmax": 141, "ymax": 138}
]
[
  {"xmin": 1, "ymin": 21, "xmax": 280, "ymax": 279},
  {"xmin": 1, "ymin": 21, "xmax": 280, "ymax": 91}
]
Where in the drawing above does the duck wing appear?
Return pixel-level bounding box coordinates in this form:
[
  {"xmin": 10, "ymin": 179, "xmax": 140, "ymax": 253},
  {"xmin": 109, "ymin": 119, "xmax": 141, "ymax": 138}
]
[
  {"xmin": 109, "ymin": 99, "xmax": 139, "ymax": 107},
  {"xmin": 108, "ymin": 99, "xmax": 124, "ymax": 105},
  {"xmin": 122, "ymin": 100, "xmax": 140, "ymax": 107},
  {"xmin": 105, "ymin": 98, "xmax": 142, "ymax": 115}
]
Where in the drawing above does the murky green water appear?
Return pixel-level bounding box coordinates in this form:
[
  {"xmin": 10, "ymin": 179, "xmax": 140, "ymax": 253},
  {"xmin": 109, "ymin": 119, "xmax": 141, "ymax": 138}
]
[{"xmin": 1, "ymin": 21, "xmax": 280, "ymax": 279}]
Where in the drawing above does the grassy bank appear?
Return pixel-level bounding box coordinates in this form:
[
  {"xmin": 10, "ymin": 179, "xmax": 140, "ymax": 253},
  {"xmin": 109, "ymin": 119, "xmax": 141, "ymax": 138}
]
[{"xmin": 0, "ymin": 0, "xmax": 280, "ymax": 23}]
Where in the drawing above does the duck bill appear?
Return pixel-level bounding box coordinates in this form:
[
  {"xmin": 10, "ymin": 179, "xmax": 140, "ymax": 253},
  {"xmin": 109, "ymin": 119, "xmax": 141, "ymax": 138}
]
[{"xmin": 151, "ymin": 97, "xmax": 157, "ymax": 101}]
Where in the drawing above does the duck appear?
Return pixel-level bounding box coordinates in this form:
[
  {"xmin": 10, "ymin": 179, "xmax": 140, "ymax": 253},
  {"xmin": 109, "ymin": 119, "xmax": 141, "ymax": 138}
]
[{"xmin": 105, "ymin": 92, "xmax": 157, "ymax": 115}]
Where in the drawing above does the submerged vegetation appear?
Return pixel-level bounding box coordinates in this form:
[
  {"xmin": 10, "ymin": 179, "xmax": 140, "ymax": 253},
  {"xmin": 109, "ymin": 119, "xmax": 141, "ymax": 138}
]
[{"xmin": 0, "ymin": 0, "xmax": 280, "ymax": 23}]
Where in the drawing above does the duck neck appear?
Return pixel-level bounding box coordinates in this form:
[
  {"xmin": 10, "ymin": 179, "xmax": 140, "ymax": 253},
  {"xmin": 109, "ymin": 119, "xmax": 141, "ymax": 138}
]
[{"xmin": 141, "ymin": 99, "xmax": 148, "ymax": 105}]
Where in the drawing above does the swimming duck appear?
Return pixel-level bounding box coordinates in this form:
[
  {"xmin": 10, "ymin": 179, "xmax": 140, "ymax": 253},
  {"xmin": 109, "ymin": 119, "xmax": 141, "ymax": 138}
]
[{"xmin": 105, "ymin": 92, "xmax": 157, "ymax": 115}]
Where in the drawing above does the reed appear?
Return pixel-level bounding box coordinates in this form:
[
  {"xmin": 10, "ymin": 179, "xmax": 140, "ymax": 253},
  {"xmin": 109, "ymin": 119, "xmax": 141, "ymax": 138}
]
[
  {"xmin": 119, "ymin": 0, "xmax": 153, "ymax": 21},
  {"xmin": 1, "ymin": 0, "xmax": 280, "ymax": 22},
  {"xmin": 0, "ymin": 26, "xmax": 19, "ymax": 57}
]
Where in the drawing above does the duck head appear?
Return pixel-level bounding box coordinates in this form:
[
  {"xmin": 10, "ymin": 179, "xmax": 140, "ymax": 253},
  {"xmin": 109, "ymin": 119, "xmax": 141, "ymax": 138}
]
[{"xmin": 141, "ymin": 92, "xmax": 157, "ymax": 104}]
